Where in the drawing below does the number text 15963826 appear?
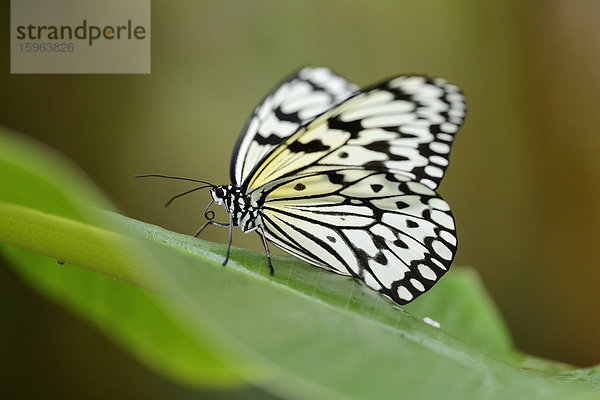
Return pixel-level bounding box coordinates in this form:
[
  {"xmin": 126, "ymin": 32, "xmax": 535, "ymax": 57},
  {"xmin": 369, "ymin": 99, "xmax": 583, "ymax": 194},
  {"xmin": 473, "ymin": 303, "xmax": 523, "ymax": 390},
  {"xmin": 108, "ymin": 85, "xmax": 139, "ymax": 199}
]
[{"xmin": 19, "ymin": 42, "xmax": 74, "ymax": 53}]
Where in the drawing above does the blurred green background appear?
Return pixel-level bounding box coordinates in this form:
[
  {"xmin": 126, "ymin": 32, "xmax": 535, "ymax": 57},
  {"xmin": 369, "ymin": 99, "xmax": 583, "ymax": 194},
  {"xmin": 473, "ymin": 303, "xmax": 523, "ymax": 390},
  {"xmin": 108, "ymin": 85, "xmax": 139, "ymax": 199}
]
[{"xmin": 1, "ymin": 1, "xmax": 599, "ymax": 398}]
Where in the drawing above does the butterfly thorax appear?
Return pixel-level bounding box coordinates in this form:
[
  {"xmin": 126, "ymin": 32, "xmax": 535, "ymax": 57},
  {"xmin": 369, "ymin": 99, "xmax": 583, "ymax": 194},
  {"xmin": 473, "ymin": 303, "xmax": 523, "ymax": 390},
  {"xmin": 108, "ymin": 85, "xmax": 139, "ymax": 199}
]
[{"xmin": 210, "ymin": 185, "xmax": 260, "ymax": 233}]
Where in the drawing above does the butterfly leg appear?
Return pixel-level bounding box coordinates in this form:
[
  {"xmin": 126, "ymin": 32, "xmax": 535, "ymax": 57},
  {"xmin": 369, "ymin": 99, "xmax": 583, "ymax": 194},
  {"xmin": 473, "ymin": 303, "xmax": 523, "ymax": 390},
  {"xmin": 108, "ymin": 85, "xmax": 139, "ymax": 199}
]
[
  {"xmin": 193, "ymin": 220, "xmax": 211, "ymax": 237},
  {"xmin": 193, "ymin": 219, "xmax": 229, "ymax": 237},
  {"xmin": 222, "ymin": 215, "xmax": 234, "ymax": 266},
  {"xmin": 258, "ymin": 224, "xmax": 274, "ymax": 276}
]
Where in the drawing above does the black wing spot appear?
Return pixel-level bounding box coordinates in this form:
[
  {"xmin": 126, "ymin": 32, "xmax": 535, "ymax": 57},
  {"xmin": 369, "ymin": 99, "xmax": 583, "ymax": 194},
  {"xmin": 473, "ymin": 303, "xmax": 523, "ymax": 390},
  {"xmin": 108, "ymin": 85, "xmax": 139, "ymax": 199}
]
[
  {"xmin": 389, "ymin": 88, "xmax": 414, "ymax": 103},
  {"xmin": 393, "ymin": 239, "xmax": 409, "ymax": 249},
  {"xmin": 370, "ymin": 184, "xmax": 383, "ymax": 193},
  {"xmin": 288, "ymin": 139, "xmax": 329, "ymax": 153},
  {"xmin": 338, "ymin": 151, "xmax": 349, "ymax": 159},
  {"xmin": 328, "ymin": 172, "xmax": 345, "ymax": 185},
  {"xmin": 396, "ymin": 201, "xmax": 410, "ymax": 209},
  {"xmin": 406, "ymin": 220, "xmax": 419, "ymax": 228},
  {"xmin": 274, "ymin": 106, "xmax": 302, "ymax": 124},
  {"xmin": 294, "ymin": 183, "xmax": 306, "ymax": 191},
  {"xmin": 328, "ymin": 116, "xmax": 363, "ymax": 137},
  {"xmin": 254, "ymin": 132, "xmax": 288, "ymax": 146},
  {"xmin": 372, "ymin": 235, "xmax": 386, "ymax": 250},
  {"xmin": 326, "ymin": 235, "xmax": 337, "ymax": 243},
  {"xmin": 365, "ymin": 141, "xmax": 390, "ymax": 153},
  {"xmin": 363, "ymin": 160, "xmax": 385, "ymax": 169},
  {"xmin": 385, "ymin": 173, "xmax": 397, "ymax": 182},
  {"xmin": 374, "ymin": 252, "xmax": 388, "ymax": 265}
]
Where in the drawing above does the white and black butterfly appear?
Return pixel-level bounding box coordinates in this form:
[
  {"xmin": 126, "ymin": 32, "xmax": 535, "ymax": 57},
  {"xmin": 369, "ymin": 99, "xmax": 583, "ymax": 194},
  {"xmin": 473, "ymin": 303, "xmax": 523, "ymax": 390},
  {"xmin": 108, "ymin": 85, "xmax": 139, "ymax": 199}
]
[{"xmin": 139, "ymin": 67, "xmax": 465, "ymax": 305}]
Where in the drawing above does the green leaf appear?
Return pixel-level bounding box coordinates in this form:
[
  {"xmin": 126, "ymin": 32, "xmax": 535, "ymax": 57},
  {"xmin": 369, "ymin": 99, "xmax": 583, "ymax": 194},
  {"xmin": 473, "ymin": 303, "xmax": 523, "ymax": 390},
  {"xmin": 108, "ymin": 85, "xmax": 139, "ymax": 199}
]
[
  {"xmin": 1, "ymin": 126, "xmax": 599, "ymax": 400},
  {"xmin": 0, "ymin": 129, "xmax": 249, "ymax": 388}
]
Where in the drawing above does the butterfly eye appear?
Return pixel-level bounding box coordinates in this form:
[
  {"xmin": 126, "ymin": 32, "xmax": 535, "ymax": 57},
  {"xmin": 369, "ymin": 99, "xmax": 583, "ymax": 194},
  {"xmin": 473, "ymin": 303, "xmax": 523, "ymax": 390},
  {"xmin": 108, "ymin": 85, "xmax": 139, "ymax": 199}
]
[{"xmin": 215, "ymin": 187, "xmax": 224, "ymax": 198}]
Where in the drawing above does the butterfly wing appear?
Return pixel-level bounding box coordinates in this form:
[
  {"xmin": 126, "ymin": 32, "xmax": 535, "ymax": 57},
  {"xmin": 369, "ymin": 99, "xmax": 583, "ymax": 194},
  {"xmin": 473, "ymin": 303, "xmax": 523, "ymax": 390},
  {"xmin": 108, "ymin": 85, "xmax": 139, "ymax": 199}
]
[
  {"xmin": 245, "ymin": 75, "xmax": 465, "ymax": 192},
  {"xmin": 248, "ymin": 75, "xmax": 465, "ymax": 304},
  {"xmin": 258, "ymin": 170, "xmax": 456, "ymax": 304},
  {"xmin": 230, "ymin": 67, "xmax": 359, "ymax": 186}
]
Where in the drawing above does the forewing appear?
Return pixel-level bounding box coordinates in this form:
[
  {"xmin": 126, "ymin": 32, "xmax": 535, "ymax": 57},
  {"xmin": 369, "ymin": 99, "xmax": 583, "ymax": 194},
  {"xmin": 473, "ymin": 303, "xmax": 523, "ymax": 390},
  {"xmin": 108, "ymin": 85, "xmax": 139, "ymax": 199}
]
[
  {"xmin": 258, "ymin": 170, "xmax": 456, "ymax": 305},
  {"xmin": 230, "ymin": 67, "xmax": 358, "ymax": 186},
  {"xmin": 246, "ymin": 75, "xmax": 465, "ymax": 192}
]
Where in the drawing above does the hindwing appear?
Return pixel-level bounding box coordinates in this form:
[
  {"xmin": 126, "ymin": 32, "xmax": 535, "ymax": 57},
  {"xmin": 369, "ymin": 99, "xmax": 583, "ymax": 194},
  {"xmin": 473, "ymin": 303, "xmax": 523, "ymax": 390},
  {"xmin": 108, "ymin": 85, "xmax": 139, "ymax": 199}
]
[{"xmin": 258, "ymin": 170, "xmax": 456, "ymax": 304}]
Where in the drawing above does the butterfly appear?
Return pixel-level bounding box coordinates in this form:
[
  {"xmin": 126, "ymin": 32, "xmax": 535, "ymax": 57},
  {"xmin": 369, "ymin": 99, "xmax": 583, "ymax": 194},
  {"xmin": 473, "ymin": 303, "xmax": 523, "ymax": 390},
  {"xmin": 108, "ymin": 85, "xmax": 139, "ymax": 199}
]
[{"xmin": 138, "ymin": 67, "xmax": 465, "ymax": 305}]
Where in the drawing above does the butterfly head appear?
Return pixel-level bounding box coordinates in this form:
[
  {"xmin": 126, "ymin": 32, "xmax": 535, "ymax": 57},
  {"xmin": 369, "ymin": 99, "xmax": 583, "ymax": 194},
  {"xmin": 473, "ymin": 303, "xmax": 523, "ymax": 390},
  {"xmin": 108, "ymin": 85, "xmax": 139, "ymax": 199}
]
[{"xmin": 210, "ymin": 184, "xmax": 231, "ymax": 207}]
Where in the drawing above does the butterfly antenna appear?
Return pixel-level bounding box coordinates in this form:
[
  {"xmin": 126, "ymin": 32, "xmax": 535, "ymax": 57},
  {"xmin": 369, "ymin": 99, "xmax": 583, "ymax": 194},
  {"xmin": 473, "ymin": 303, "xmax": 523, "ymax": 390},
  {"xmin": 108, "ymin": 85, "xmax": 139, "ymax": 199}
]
[
  {"xmin": 165, "ymin": 185, "xmax": 212, "ymax": 207},
  {"xmin": 134, "ymin": 174, "xmax": 216, "ymax": 187}
]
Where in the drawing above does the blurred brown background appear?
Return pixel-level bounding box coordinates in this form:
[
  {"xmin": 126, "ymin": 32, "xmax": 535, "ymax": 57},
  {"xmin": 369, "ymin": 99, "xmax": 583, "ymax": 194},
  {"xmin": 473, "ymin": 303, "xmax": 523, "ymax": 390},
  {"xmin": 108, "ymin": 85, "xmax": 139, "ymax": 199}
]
[{"xmin": 1, "ymin": 1, "xmax": 599, "ymax": 399}]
